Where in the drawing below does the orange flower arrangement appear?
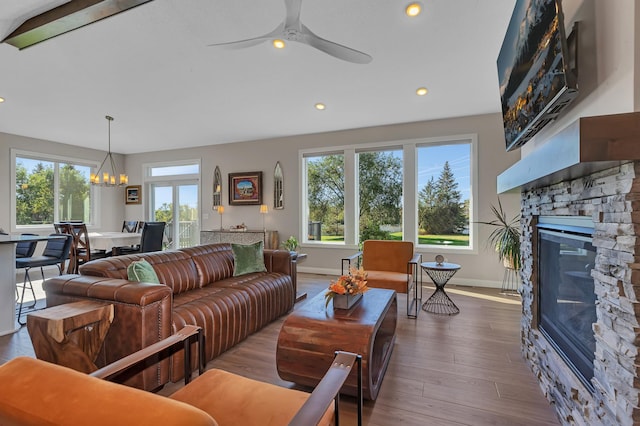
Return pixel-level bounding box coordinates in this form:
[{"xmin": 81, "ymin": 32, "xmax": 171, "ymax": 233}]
[{"xmin": 324, "ymin": 267, "xmax": 369, "ymax": 307}]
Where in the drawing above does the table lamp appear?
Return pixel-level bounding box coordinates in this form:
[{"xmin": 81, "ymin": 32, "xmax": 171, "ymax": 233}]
[
  {"xmin": 259, "ymin": 204, "xmax": 268, "ymax": 231},
  {"xmin": 218, "ymin": 205, "xmax": 224, "ymax": 230}
]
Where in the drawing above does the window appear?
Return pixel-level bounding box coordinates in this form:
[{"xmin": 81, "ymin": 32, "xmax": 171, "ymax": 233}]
[
  {"xmin": 301, "ymin": 136, "xmax": 475, "ymax": 250},
  {"xmin": 144, "ymin": 160, "xmax": 201, "ymax": 249},
  {"xmin": 357, "ymin": 149, "xmax": 403, "ymax": 241},
  {"xmin": 14, "ymin": 152, "xmax": 94, "ymax": 227},
  {"xmin": 303, "ymin": 153, "xmax": 345, "ymax": 243},
  {"xmin": 417, "ymin": 142, "xmax": 471, "ymax": 247}
]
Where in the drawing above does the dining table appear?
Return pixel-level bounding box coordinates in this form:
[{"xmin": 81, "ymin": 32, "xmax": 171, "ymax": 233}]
[
  {"xmin": 0, "ymin": 234, "xmax": 66, "ymax": 335},
  {"xmin": 89, "ymin": 231, "xmax": 141, "ymax": 254}
]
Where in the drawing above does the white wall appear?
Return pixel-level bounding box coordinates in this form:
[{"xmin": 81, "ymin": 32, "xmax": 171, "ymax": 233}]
[
  {"xmin": 124, "ymin": 113, "xmax": 521, "ymax": 287},
  {"xmin": 0, "ymin": 132, "xmax": 125, "ymax": 234}
]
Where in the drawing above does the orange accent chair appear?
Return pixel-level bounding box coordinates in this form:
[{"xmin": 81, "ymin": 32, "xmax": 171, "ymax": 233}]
[
  {"xmin": 343, "ymin": 240, "xmax": 422, "ymax": 318},
  {"xmin": 0, "ymin": 326, "xmax": 363, "ymax": 426}
]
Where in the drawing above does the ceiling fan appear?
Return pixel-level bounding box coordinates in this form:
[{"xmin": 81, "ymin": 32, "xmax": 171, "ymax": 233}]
[{"xmin": 208, "ymin": 0, "xmax": 372, "ymax": 64}]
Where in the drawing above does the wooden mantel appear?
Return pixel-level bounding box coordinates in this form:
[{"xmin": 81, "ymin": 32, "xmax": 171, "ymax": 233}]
[{"xmin": 497, "ymin": 111, "xmax": 640, "ymax": 193}]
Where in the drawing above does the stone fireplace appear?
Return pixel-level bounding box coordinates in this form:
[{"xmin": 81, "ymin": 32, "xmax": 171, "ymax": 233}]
[{"xmin": 498, "ymin": 112, "xmax": 640, "ymax": 425}]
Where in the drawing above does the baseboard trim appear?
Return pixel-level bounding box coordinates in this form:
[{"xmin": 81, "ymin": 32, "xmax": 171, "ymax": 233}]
[{"xmin": 298, "ymin": 267, "xmax": 503, "ymax": 289}]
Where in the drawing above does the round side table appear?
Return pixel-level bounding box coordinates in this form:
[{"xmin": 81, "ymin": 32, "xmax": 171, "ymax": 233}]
[{"xmin": 421, "ymin": 262, "xmax": 461, "ymax": 315}]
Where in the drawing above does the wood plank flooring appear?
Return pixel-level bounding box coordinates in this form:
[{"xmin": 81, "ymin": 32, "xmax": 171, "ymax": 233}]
[{"xmin": 0, "ymin": 273, "xmax": 560, "ymax": 425}]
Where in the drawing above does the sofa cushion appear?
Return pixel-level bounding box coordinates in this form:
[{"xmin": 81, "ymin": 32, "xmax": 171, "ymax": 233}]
[
  {"xmin": 127, "ymin": 259, "xmax": 160, "ymax": 283},
  {"xmin": 366, "ymin": 270, "xmax": 409, "ymax": 293},
  {"xmin": 231, "ymin": 241, "xmax": 267, "ymax": 276},
  {"xmin": 213, "ymin": 272, "xmax": 294, "ymax": 333},
  {"xmin": 180, "ymin": 244, "xmax": 235, "ymax": 287},
  {"xmin": 80, "ymin": 250, "xmax": 200, "ymax": 295},
  {"xmin": 170, "ymin": 368, "xmax": 333, "ymax": 426}
]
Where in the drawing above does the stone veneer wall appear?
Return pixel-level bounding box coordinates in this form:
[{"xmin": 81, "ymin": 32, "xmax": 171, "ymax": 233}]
[{"xmin": 520, "ymin": 161, "xmax": 640, "ymax": 425}]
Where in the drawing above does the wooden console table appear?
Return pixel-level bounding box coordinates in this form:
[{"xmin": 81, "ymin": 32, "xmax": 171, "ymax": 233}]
[
  {"xmin": 27, "ymin": 301, "xmax": 114, "ymax": 373},
  {"xmin": 200, "ymin": 229, "xmax": 278, "ymax": 249},
  {"xmin": 276, "ymin": 288, "xmax": 397, "ymax": 400}
]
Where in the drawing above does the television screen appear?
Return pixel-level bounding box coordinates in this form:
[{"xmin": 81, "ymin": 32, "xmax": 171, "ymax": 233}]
[{"xmin": 497, "ymin": 0, "xmax": 577, "ymax": 151}]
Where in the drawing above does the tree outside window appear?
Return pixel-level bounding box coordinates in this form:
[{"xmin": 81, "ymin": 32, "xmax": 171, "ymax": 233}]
[
  {"xmin": 417, "ymin": 144, "xmax": 470, "ymax": 247},
  {"xmin": 16, "ymin": 156, "xmax": 92, "ymax": 226},
  {"xmin": 306, "ymin": 154, "xmax": 344, "ymax": 242},
  {"xmin": 302, "ymin": 139, "xmax": 473, "ymax": 247},
  {"xmin": 357, "ymin": 150, "xmax": 403, "ymax": 241}
]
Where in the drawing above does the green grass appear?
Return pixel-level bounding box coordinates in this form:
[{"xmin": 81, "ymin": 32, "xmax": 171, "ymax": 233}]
[{"xmin": 319, "ymin": 232, "xmax": 469, "ymax": 246}]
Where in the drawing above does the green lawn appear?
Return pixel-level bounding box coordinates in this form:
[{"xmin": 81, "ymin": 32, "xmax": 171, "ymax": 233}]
[{"xmin": 320, "ymin": 232, "xmax": 469, "ymax": 246}]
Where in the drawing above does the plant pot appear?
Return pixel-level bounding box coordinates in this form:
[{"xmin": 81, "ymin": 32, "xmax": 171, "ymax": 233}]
[
  {"xmin": 333, "ymin": 293, "xmax": 362, "ymax": 310},
  {"xmin": 503, "ymin": 256, "xmax": 518, "ymax": 270}
]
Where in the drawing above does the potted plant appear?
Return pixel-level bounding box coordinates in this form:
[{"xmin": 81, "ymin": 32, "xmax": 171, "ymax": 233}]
[
  {"xmin": 281, "ymin": 235, "xmax": 298, "ymax": 252},
  {"xmin": 478, "ymin": 198, "xmax": 521, "ymax": 271}
]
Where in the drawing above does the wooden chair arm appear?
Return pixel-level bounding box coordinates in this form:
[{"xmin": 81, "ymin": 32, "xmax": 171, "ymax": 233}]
[
  {"xmin": 289, "ymin": 351, "xmax": 362, "ymax": 426},
  {"xmin": 91, "ymin": 325, "xmax": 203, "ymax": 384},
  {"xmin": 92, "ymin": 327, "xmax": 361, "ymax": 426},
  {"xmin": 341, "ymin": 251, "xmax": 363, "ymax": 275}
]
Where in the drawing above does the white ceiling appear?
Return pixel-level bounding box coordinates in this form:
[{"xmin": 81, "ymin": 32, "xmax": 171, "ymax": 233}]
[{"xmin": 0, "ymin": 0, "xmax": 515, "ymax": 154}]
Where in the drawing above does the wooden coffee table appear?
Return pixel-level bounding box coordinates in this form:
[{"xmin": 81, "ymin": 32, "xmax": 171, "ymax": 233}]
[{"xmin": 276, "ymin": 288, "xmax": 397, "ymax": 400}]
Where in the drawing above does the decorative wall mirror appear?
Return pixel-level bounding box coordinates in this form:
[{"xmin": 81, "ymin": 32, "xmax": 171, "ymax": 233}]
[
  {"xmin": 274, "ymin": 162, "xmax": 284, "ymax": 210},
  {"xmin": 213, "ymin": 166, "xmax": 222, "ymax": 208}
]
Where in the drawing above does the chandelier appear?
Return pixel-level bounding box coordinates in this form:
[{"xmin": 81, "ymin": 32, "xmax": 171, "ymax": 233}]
[{"xmin": 91, "ymin": 115, "xmax": 128, "ymax": 186}]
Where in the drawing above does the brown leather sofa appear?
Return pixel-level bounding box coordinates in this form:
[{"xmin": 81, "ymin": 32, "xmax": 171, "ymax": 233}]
[{"xmin": 43, "ymin": 243, "xmax": 295, "ymax": 391}]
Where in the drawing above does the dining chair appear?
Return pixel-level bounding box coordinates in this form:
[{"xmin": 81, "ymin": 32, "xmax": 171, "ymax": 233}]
[
  {"xmin": 15, "ymin": 233, "xmax": 39, "ymax": 304},
  {"xmin": 68, "ymin": 223, "xmax": 108, "ymax": 273},
  {"xmin": 114, "ymin": 222, "xmax": 165, "ymax": 255},
  {"xmin": 53, "ymin": 222, "xmax": 71, "ymax": 234},
  {"xmin": 122, "ymin": 221, "xmax": 138, "ymax": 233},
  {"xmin": 136, "ymin": 221, "xmax": 145, "ymax": 233},
  {"xmin": 52, "ymin": 223, "xmax": 74, "ymax": 272},
  {"xmin": 15, "ymin": 233, "xmax": 73, "ymax": 325}
]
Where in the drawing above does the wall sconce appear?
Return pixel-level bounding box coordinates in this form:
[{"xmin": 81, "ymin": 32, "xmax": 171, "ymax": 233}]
[
  {"xmin": 259, "ymin": 204, "xmax": 268, "ymax": 231},
  {"xmin": 218, "ymin": 205, "xmax": 225, "ymax": 230}
]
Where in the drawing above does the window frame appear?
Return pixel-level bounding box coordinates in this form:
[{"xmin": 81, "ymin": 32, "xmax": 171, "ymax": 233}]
[
  {"xmin": 142, "ymin": 159, "xmax": 202, "ymax": 248},
  {"xmin": 299, "ymin": 134, "xmax": 478, "ymax": 254},
  {"xmin": 11, "ymin": 149, "xmax": 100, "ymax": 231}
]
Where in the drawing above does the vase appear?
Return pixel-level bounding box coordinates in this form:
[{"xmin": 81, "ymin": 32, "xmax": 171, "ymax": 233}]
[{"xmin": 333, "ymin": 293, "xmax": 362, "ymax": 310}]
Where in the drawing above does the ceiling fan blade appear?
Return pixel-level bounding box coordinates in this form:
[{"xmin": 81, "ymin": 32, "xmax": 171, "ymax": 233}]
[
  {"xmin": 301, "ymin": 24, "xmax": 372, "ymax": 64},
  {"xmin": 208, "ymin": 24, "xmax": 283, "ymax": 49},
  {"xmin": 284, "ymin": 0, "xmax": 303, "ymax": 29}
]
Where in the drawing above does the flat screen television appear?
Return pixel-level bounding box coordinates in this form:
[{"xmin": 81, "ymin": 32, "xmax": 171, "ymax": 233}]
[{"xmin": 497, "ymin": 0, "xmax": 578, "ymax": 151}]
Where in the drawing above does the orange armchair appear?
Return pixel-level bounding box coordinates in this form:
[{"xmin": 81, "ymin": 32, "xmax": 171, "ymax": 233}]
[
  {"xmin": 0, "ymin": 326, "xmax": 363, "ymax": 426},
  {"xmin": 343, "ymin": 240, "xmax": 422, "ymax": 318}
]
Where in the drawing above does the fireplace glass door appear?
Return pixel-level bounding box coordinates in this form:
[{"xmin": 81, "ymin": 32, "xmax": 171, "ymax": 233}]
[{"xmin": 538, "ymin": 224, "xmax": 596, "ymax": 386}]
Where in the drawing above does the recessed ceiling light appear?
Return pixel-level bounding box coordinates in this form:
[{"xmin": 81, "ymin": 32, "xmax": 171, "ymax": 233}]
[
  {"xmin": 273, "ymin": 39, "xmax": 286, "ymax": 49},
  {"xmin": 0, "ymin": 97, "xmax": 5, "ymax": 103},
  {"xmin": 314, "ymin": 103, "xmax": 326, "ymax": 110},
  {"xmin": 406, "ymin": 3, "xmax": 422, "ymax": 17},
  {"xmin": 416, "ymin": 87, "xmax": 428, "ymax": 96}
]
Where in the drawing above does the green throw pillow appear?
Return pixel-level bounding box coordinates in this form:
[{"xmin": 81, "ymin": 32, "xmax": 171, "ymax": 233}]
[
  {"xmin": 127, "ymin": 259, "xmax": 160, "ymax": 283},
  {"xmin": 232, "ymin": 241, "xmax": 267, "ymax": 276}
]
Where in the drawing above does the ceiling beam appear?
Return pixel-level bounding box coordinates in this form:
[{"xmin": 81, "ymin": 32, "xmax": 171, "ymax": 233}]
[{"xmin": 2, "ymin": 0, "xmax": 155, "ymax": 50}]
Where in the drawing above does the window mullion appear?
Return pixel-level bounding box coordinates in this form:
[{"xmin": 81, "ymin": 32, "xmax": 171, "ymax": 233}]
[
  {"xmin": 53, "ymin": 162, "xmax": 60, "ymax": 223},
  {"xmin": 403, "ymin": 143, "xmax": 417, "ymax": 244},
  {"xmin": 344, "ymin": 149, "xmax": 356, "ymax": 246}
]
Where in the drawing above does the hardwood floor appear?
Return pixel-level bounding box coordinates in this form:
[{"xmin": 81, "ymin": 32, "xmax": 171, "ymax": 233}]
[{"xmin": 0, "ymin": 273, "xmax": 560, "ymax": 425}]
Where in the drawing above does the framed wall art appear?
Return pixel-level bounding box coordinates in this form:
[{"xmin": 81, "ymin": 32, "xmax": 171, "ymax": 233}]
[
  {"xmin": 274, "ymin": 161, "xmax": 284, "ymax": 210},
  {"xmin": 125, "ymin": 185, "xmax": 141, "ymax": 205},
  {"xmin": 228, "ymin": 171, "xmax": 262, "ymax": 205}
]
